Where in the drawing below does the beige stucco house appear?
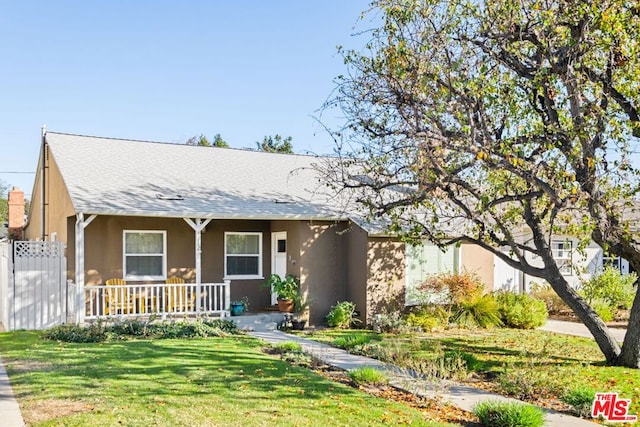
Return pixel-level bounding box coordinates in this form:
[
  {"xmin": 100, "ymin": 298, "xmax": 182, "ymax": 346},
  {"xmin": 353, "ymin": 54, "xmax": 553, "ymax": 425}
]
[{"xmin": 24, "ymin": 131, "xmax": 493, "ymax": 325}]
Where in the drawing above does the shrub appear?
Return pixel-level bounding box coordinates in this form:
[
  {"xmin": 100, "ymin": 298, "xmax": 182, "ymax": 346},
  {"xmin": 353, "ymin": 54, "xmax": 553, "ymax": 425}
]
[
  {"xmin": 42, "ymin": 323, "xmax": 106, "ymax": 343},
  {"xmin": 530, "ymin": 283, "xmax": 570, "ymax": 314},
  {"xmin": 416, "ymin": 271, "xmax": 485, "ymax": 305},
  {"xmin": 473, "ymin": 400, "xmax": 544, "ymax": 427},
  {"xmin": 326, "ymin": 301, "xmax": 361, "ymax": 329},
  {"xmin": 405, "ymin": 305, "xmax": 450, "ymax": 332},
  {"xmin": 590, "ymin": 299, "xmax": 614, "ymax": 322},
  {"xmin": 272, "ymin": 341, "xmax": 303, "ymax": 353},
  {"xmin": 562, "ymin": 386, "xmax": 596, "ymax": 418},
  {"xmin": 371, "ymin": 312, "xmax": 411, "ymax": 334},
  {"xmin": 334, "ymin": 333, "xmax": 373, "ymax": 350},
  {"xmin": 43, "ymin": 319, "xmax": 239, "ymax": 342},
  {"xmin": 451, "ymin": 294, "xmax": 502, "ymax": 328},
  {"xmin": 495, "ymin": 292, "xmax": 548, "ymax": 329},
  {"xmin": 498, "ymin": 367, "xmax": 569, "ymax": 400},
  {"xmin": 349, "ymin": 367, "xmax": 389, "ymax": 386},
  {"xmin": 581, "ymin": 266, "xmax": 637, "ymax": 310}
]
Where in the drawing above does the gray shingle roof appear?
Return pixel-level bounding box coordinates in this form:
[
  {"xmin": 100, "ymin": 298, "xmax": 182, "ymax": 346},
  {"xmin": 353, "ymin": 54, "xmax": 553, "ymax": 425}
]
[{"xmin": 45, "ymin": 132, "xmax": 349, "ymax": 221}]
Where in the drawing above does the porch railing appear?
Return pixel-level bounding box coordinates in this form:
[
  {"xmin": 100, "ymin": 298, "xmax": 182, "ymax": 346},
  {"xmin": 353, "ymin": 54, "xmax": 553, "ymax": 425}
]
[{"xmin": 81, "ymin": 281, "xmax": 231, "ymax": 320}]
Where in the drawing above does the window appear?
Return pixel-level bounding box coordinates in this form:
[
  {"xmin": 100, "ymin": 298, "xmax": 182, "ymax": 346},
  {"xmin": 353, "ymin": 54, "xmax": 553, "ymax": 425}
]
[
  {"xmin": 224, "ymin": 232, "xmax": 263, "ymax": 279},
  {"xmin": 551, "ymin": 240, "xmax": 572, "ymax": 275},
  {"xmin": 123, "ymin": 231, "xmax": 166, "ymax": 280},
  {"xmin": 405, "ymin": 242, "xmax": 459, "ymax": 305}
]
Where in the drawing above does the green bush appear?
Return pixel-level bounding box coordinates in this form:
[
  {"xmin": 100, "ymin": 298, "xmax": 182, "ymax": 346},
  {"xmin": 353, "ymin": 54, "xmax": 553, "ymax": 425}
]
[
  {"xmin": 473, "ymin": 400, "xmax": 544, "ymax": 427},
  {"xmin": 42, "ymin": 323, "xmax": 106, "ymax": 343},
  {"xmin": 405, "ymin": 305, "xmax": 450, "ymax": 331},
  {"xmin": 530, "ymin": 283, "xmax": 570, "ymax": 314},
  {"xmin": 562, "ymin": 386, "xmax": 596, "ymax": 418},
  {"xmin": 272, "ymin": 341, "xmax": 303, "ymax": 353},
  {"xmin": 451, "ymin": 294, "xmax": 502, "ymax": 328},
  {"xmin": 334, "ymin": 333, "xmax": 373, "ymax": 350},
  {"xmin": 43, "ymin": 319, "xmax": 239, "ymax": 342},
  {"xmin": 590, "ymin": 299, "xmax": 614, "ymax": 322},
  {"xmin": 495, "ymin": 292, "xmax": 548, "ymax": 329},
  {"xmin": 581, "ymin": 266, "xmax": 637, "ymax": 310},
  {"xmin": 326, "ymin": 301, "xmax": 361, "ymax": 329},
  {"xmin": 348, "ymin": 367, "xmax": 389, "ymax": 386}
]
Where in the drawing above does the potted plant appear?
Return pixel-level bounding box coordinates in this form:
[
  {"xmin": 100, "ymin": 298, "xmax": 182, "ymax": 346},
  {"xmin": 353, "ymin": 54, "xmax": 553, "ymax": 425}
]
[
  {"xmin": 291, "ymin": 293, "xmax": 309, "ymax": 330},
  {"xmin": 264, "ymin": 274, "xmax": 299, "ymax": 312},
  {"xmin": 229, "ymin": 297, "xmax": 248, "ymax": 316}
]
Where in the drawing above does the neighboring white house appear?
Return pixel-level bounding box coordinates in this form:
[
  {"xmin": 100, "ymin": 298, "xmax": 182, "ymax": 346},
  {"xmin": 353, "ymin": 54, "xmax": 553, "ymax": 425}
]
[{"xmin": 493, "ymin": 237, "xmax": 630, "ymax": 292}]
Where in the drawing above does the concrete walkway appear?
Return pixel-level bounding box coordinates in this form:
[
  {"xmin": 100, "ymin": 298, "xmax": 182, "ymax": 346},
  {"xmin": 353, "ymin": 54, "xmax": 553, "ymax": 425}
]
[
  {"xmin": 250, "ymin": 322, "xmax": 608, "ymax": 427},
  {"xmin": 0, "ymin": 355, "xmax": 25, "ymax": 427}
]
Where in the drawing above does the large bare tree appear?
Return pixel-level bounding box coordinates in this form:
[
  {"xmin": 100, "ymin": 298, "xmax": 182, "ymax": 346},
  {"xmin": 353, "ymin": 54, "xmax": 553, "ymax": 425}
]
[{"xmin": 325, "ymin": 0, "xmax": 640, "ymax": 367}]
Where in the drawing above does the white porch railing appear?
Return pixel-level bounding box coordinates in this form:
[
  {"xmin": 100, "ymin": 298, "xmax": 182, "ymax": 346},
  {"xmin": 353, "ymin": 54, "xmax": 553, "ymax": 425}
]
[{"xmin": 81, "ymin": 281, "xmax": 231, "ymax": 320}]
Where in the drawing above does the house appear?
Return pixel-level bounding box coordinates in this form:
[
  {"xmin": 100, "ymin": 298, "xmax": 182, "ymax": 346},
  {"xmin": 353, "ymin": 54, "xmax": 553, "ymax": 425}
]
[{"xmin": 21, "ymin": 130, "xmax": 497, "ymax": 326}]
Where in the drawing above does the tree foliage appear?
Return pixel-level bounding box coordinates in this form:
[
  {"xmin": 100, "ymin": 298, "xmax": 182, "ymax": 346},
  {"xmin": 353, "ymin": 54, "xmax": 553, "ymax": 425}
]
[
  {"xmin": 186, "ymin": 133, "xmax": 229, "ymax": 147},
  {"xmin": 256, "ymin": 134, "xmax": 294, "ymax": 154},
  {"xmin": 325, "ymin": 0, "xmax": 640, "ymax": 366}
]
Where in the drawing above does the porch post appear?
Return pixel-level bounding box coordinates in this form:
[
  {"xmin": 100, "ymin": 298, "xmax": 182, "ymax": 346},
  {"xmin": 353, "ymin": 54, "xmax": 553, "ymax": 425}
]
[
  {"xmin": 183, "ymin": 218, "xmax": 212, "ymax": 315},
  {"xmin": 74, "ymin": 213, "xmax": 97, "ymax": 324}
]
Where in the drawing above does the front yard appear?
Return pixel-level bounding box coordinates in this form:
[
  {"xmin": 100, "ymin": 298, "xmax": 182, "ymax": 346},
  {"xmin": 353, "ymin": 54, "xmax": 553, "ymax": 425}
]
[
  {"xmin": 0, "ymin": 330, "xmax": 458, "ymax": 427},
  {"xmin": 300, "ymin": 327, "xmax": 640, "ymax": 419}
]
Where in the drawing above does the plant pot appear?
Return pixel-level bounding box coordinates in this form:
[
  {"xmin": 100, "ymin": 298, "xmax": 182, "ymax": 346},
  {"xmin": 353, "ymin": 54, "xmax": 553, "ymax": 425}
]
[
  {"xmin": 291, "ymin": 319, "xmax": 306, "ymax": 330},
  {"xmin": 230, "ymin": 303, "xmax": 244, "ymax": 316},
  {"xmin": 277, "ymin": 299, "xmax": 294, "ymax": 313}
]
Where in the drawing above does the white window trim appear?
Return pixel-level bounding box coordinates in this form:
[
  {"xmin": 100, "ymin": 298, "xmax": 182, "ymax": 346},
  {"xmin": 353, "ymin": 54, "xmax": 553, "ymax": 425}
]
[
  {"xmin": 224, "ymin": 232, "xmax": 263, "ymax": 280},
  {"xmin": 552, "ymin": 240, "xmax": 572, "ymax": 276},
  {"xmin": 123, "ymin": 230, "xmax": 167, "ymax": 281}
]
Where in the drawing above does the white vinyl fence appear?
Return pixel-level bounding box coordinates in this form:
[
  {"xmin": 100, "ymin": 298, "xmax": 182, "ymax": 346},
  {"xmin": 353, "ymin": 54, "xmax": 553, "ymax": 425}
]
[{"xmin": 0, "ymin": 241, "xmax": 66, "ymax": 331}]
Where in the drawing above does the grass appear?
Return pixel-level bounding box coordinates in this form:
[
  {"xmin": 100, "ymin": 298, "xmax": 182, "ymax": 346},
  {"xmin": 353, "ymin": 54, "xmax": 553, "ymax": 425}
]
[
  {"xmin": 0, "ymin": 331, "xmax": 456, "ymax": 427},
  {"xmin": 304, "ymin": 328, "xmax": 640, "ymax": 416},
  {"xmin": 473, "ymin": 400, "xmax": 544, "ymax": 427}
]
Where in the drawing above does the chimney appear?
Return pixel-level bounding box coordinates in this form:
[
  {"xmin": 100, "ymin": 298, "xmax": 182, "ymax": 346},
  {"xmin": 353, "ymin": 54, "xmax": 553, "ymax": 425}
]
[{"xmin": 8, "ymin": 187, "xmax": 25, "ymax": 240}]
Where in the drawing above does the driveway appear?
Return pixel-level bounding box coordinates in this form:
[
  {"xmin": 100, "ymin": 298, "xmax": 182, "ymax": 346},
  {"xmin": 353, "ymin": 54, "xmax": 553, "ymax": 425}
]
[{"xmin": 539, "ymin": 319, "xmax": 627, "ymax": 342}]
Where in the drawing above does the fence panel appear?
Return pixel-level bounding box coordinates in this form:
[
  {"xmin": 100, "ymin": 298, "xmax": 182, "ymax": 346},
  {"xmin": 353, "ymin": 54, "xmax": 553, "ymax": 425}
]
[{"xmin": 4, "ymin": 241, "xmax": 66, "ymax": 330}]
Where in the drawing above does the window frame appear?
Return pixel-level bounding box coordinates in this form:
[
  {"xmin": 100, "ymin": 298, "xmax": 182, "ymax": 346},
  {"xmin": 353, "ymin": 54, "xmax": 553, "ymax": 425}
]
[
  {"xmin": 551, "ymin": 240, "xmax": 573, "ymax": 275},
  {"xmin": 224, "ymin": 232, "xmax": 263, "ymax": 280},
  {"xmin": 123, "ymin": 230, "xmax": 167, "ymax": 281}
]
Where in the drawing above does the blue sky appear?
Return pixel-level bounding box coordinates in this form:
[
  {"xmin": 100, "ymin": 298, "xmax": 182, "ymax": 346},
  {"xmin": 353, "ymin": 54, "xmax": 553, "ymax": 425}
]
[{"xmin": 0, "ymin": 1, "xmax": 371, "ymax": 198}]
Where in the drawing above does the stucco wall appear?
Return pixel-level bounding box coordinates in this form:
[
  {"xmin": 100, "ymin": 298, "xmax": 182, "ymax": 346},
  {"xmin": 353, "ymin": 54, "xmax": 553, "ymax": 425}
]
[
  {"xmin": 346, "ymin": 225, "xmax": 368, "ymax": 324},
  {"xmin": 365, "ymin": 237, "xmax": 405, "ymax": 325},
  {"xmin": 460, "ymin": 243, "xmax": 494, "ymax": 291},
  {"xmin": 298, "ymin": 221, "xmax": 349, "ymax": 325}
]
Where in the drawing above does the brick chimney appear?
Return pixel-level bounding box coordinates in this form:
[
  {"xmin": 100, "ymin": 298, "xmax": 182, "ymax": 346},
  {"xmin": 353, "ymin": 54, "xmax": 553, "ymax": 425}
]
[{"xmin": 8, "ymin": 187, "xmax": 25, "ymax": 240}]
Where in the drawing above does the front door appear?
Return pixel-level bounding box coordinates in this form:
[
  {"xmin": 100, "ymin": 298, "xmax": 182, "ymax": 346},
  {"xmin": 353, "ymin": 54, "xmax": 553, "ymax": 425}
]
[{"xmin": 271, "ymin": 232, "xmax": 287, "ymax": 304}]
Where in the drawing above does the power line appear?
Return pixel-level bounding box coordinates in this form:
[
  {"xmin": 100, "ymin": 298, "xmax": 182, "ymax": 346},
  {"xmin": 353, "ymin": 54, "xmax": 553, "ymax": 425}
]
[{"xmin": 0, "ymin": 171, "xmax": 34, "ymax": 174}]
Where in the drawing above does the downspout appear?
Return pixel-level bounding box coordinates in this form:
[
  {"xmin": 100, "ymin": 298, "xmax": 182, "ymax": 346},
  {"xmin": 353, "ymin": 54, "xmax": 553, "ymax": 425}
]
[{"xmin": 41, "ymin": 125, "xmax": 47, "ymax": 241}]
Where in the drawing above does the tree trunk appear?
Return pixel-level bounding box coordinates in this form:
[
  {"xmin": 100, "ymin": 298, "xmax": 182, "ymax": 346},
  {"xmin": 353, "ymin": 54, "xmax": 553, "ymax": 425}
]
[
  {"xmin": 546, "ymin": 273, "xmax": 622, "ymax": 364},
  {"xmin": 615, "ymin": 286, "xmax": 640, "ymax": 367}
]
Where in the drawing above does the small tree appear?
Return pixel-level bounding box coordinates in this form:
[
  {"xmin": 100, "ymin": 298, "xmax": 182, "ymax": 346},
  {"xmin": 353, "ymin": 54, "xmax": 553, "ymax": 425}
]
[{"xmin": 256, "ymin": 134, "xmax": 294, "ymax": 154}]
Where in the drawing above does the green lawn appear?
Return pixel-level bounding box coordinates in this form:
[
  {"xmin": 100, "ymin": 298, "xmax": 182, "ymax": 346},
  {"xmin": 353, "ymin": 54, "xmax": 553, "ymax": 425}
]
[
  {"xmin": 303, "ymin": 328, "xmax": 640, "ymax": 416},
  {"xmin": 0, "ymin": 331, "xmax": 454, "ymax": 427}
]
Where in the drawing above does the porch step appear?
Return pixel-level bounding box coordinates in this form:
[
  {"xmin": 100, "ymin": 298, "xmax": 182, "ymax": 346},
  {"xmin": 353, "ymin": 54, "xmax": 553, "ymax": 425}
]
[{"xmin": 231, "ymin": 312, "xmax": 286, "ymax": 332}]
